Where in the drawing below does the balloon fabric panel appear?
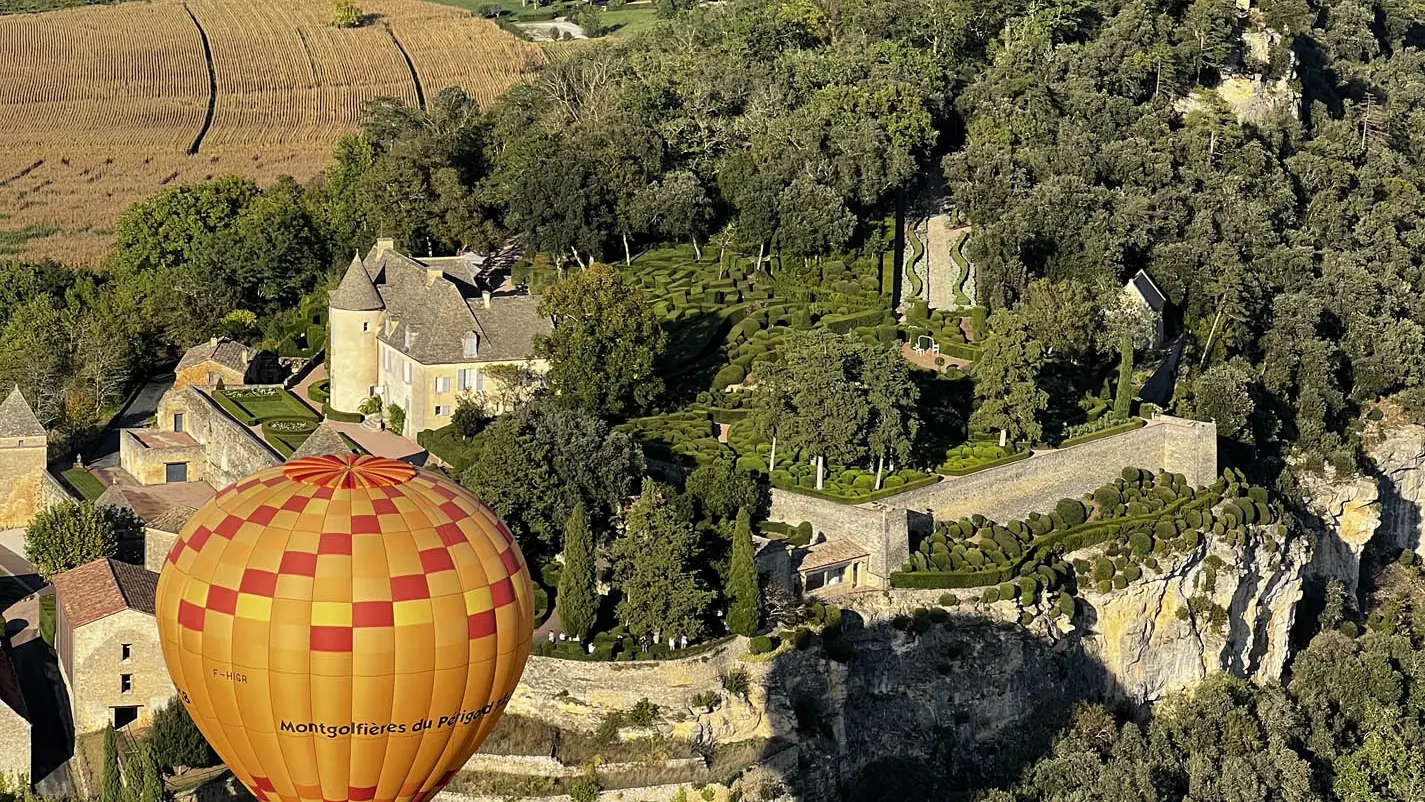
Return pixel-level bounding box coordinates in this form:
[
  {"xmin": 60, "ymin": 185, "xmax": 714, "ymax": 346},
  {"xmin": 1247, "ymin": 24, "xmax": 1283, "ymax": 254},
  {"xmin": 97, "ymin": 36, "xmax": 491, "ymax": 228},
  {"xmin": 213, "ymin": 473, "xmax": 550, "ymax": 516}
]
[{"xmin": 157, "ymin": 455, "xmax": 533, "ymax": 802}]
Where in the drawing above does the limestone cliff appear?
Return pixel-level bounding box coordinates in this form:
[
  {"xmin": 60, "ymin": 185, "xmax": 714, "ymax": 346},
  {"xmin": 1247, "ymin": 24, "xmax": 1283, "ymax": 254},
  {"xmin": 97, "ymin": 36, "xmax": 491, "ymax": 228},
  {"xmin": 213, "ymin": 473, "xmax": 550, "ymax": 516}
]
[
  {"xmin": 1071, "ymin": 525, "xmax": 1310, "ymax": 704},
  {"xmin": 1367, "ymin": 423, "xmax": 1425, "ymax": 558},
  {"xmin": 1300, "ymin": 472, "xmax": 1381, "ymax": 593}
]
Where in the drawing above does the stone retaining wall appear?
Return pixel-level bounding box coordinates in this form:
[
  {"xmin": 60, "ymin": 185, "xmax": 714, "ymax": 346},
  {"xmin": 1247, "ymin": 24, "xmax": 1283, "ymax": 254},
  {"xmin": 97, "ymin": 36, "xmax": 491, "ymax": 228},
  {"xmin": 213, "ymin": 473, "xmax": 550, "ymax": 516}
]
[
  {"xmin": 892, "ymin": 415, "xmax": 1218, "ymax": 524},
  {"xmin": 766, "ymin": 492, "xmax": 917, "ymax": 586},
  {"xmin": 179, "ymin": 387, "xmax": 281, "ymax": 490}
]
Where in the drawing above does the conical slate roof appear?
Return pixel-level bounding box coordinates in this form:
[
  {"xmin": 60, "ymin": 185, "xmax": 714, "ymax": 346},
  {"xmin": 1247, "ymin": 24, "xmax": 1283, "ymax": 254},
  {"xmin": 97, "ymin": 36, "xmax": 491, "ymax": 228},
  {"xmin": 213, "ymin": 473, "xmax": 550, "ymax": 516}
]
[
  {"xmin": 289, "ymin": 422, "xmax": 356, "ymax": 460},
  {"xmin": 0, "ymin": 386, "xmax": 45, "ymax": 438},
  {"xmin": 330, "ymin": 254, "xmax": 384, "ymax": 311}
]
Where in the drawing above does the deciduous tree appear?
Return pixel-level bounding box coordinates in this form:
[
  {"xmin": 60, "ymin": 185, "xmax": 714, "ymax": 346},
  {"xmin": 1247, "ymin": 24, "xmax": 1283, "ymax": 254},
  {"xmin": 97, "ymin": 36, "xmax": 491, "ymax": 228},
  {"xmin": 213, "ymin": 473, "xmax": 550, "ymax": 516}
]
[
  {"xmin": 535, "ymin": 264, "xmax": 666, "ymax": 416},
  {"xmin": 970, "ymin": 310, "xmax": 1048, "ymax": 446},
  {"xmin": 25, "ymin": 501, "xmax": 139, "ymax": 580}
]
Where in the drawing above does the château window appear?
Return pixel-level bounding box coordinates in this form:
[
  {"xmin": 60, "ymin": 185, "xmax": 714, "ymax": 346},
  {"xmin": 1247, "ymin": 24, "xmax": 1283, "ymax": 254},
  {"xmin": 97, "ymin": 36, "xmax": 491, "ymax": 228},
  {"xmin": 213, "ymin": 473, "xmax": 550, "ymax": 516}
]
[
  {"xmin": 458, "ymin": 369, "xmax": 476, "ymax": 391},
  {"xmin": 463, "ymin": 334, "xmax": 478, "ymax": 358},
  {"xmin": 435, "ymin": 377, "xmax": 450, "ymax": 393},
  {"xmin": 362, "ymin": 322, "xmax": 369, "ymax": 332},
  {"xmin": 435, "ymin": 405, "xmax": 450, "ymax": 417},
  {"xmin": 120, "ymin": 674, "xmax": 132, "ymax": 694},
  {"xmin": 121, "ymin": 643, "xmax": 131, "ymax": 662},
  {"xmin": 402, "ymin": 362, "xmax": 412, "ymax": 384}
]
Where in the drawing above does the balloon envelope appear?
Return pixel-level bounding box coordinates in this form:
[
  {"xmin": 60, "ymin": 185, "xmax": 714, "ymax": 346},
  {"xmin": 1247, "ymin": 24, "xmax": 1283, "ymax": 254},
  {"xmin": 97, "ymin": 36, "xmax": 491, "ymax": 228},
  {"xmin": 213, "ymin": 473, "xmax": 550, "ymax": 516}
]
[{"xmin": 156, "ymin": 455, "xmax": 533, "ymax": 802}]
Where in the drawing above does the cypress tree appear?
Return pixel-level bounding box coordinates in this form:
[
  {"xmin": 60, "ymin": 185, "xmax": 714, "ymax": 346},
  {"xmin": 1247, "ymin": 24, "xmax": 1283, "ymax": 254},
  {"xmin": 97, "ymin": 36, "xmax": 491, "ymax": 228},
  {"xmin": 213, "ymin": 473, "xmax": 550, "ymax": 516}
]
[
  {"xmin": 139, "ymin": 741, "xmax": 164, "ymax": 802},
  {"xmin": 102, "ymin": 724, "xmax": 122, "ymax": 802},
  {"xmin": 726, "ymin": 507, "xmax": 762, "ymax": 636},
  {"xmin": 557, "ymin": 502, "xmax": 598, "ymax": 641},
  {"xmin": 1114, "ymin": 331, "xmax": 1134, "ymax": 420}
]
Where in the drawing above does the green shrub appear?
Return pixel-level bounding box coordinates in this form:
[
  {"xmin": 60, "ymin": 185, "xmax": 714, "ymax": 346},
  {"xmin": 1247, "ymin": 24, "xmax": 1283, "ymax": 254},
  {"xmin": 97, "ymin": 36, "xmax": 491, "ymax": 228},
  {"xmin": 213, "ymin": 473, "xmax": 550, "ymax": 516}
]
[
  {"xmin": 748, "ymin": 636, "xmax": 776, "ymax": 655},
  {"xmin": 982, "ymin": 587, "xmax": 1000, "ymax": 603},
  {"xmin": 1056, "ymin": 592, "xmax": 1075, "ymax": 618},
  {"xmin": 1112, "ymin": 574, "xmax": 1129, "ymax": 589},
  {"xmin": 1129, "ymin": 531, "xmax": 1153, "ymax": 558},
  {"xmin": 713, "ymin": 363, "xmax": 747, "ymax": 390},
  {"xmin": 1122, "ymin": 564, "xmax": 1142, "ymax": 582},
  {"xmin": 938, "ymin": 593, "xmax": 959, "ymax": 607},
  {"xmin": 1093, "ymin": 559, "xmax": 1115, "ymax": 581},
  {"xmin": 628, "ymin": 698, "xmax": 659, "ymax": 726},
  {"xmin": 1055, "ymin": 499, "xmax": 1087, "ymax": 527}
]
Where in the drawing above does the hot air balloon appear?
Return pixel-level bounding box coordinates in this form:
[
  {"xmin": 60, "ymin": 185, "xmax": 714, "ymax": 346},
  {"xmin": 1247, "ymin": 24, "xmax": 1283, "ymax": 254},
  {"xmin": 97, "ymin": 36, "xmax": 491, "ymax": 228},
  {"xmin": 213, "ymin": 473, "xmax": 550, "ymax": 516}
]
[{"xmin": 155, "ymin": 454, "xmax": 534, "ymax": 802}]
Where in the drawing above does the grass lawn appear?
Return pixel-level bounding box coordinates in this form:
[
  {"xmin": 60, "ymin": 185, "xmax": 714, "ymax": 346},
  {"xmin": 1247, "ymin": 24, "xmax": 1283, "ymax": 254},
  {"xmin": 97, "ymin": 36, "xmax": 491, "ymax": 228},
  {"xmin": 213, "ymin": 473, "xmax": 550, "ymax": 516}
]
[
  {"xmin": 214, "ymin": 388, "xmax": 319, "ymax": 426},
  {"xmin": 61, "ymin": 467, "xmax": 106, "ymax": 500},
  {"xmin": 39, "ymin": 593, "xmax": 56, "ymax": 646},
  {"xmin": 425, "ymin": 0, "xmax": 659, "ymax": 42}
]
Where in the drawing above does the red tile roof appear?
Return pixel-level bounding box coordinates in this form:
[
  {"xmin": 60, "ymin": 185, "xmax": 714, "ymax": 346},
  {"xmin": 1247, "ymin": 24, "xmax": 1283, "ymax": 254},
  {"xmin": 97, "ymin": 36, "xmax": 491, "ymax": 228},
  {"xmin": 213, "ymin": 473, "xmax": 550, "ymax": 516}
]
[{"xmin": 51, "ymin": 559, "xmax": 159, "ymax": 629}]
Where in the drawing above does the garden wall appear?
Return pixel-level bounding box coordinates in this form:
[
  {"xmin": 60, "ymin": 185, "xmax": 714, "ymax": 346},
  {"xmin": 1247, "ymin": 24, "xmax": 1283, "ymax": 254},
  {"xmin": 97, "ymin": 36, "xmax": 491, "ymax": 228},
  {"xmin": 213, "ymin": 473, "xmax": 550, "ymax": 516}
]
[
  {"xmin": 506, "ymin": 638, "xmax": 758, "ymax": 731},
  {"xmin": 767, "ymin": 491, "xmax": 919, "ymax": 586},
  {"xmin": 893, "ymin": 414, "xmax": 1218, "ymax": 524},
  {"xmin": 178, "ymin": 387, "xmax": 281, "ymax": 490}
]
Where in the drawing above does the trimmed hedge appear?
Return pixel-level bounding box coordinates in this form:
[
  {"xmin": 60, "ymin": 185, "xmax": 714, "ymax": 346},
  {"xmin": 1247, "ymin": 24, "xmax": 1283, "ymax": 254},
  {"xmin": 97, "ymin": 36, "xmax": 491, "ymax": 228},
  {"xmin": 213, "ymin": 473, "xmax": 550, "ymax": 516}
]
[
  {"xmin": 1056, "ymin": 417, "xmax": 1147, "ymax": 449},
  {"xmin": 939, "ymin": 449, "xmax": 1030, "ymax": 476},
  {"xmin": 323, "ymin": 402, "xmax": 363, "ymax": 423}
]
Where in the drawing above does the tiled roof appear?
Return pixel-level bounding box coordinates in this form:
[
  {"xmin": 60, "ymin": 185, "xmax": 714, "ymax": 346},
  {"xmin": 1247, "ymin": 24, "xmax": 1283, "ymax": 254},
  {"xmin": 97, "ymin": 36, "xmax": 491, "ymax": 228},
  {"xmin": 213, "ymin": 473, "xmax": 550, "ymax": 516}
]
[
  {"xmin": 0, "ymin": 648, "xmax": 28, "ymax": 723},
  {"xmin": 289, "ymin": 422, "xmax": 356, "ymax": 460},
  {"xmin": 794, "ymin": 539, "xmax": 869, "ymax": 572},
  {"xmin": 177, "ymin": 338, "xmax": 251, "ymax": 373},
  {"xmin": 51, "ymin": 558, "xmax": 159, "ymax": 629},
  {"xmin": 0, "ymin": 386, "xmax": 46, "ymax": 438},
  {"xmin": 146, "ymin": 505, "xmax": 197, "ymax": 534},
  {"xmin": 361, "ymin": 246, "xmax": 550, "ymax": 366},
  {"xmin": 468, "ymin": 294, "xmax": 551, "ymax": 363},
  {"xmin": 330, "ymin": 254, "xmax": 384, "ymax": 311}
]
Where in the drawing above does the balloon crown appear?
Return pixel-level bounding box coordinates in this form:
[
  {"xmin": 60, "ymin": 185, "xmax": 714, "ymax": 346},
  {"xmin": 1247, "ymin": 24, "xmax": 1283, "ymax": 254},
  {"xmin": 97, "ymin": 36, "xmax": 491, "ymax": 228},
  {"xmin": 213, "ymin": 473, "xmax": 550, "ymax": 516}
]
[{"xmin": 283, "ymin": 454, "xmax": 417, "ymax": 489}]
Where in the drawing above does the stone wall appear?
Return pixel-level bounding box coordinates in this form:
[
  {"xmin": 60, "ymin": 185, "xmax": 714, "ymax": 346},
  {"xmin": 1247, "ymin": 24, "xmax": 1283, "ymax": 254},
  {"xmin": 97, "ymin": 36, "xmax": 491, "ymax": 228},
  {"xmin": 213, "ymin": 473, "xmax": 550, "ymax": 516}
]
[
  {"xmin": 0, "ymin": 438, "xmax": 48, "ymax": 529},
  {"xmin": 119, "ymin": 430, "xmax": 207, "ymax": 486},
  {"xmin": 67, "ymin": 609, "xmax": 176, "ymax": 734},
  {"xmin": 145, "ymin": 529, "xmax": 179, "ymax": 573},
  {"xmin": 766, "ymin": 492, "xmax": 914, "ymax": 586},
  {"xmin": 178, "ymin": 387, "xmax": 281, "ymax": 490},
  {"xmin": 893, "ymin": 415, "xmax": 1218, "ymax": 523},
  {"xmin": 505, "ymin": 638, "xmax": 774, "ymax": 736},
  {"xmin": 0, "ymin": 651, "xmax": 31, "ymax": 785}
]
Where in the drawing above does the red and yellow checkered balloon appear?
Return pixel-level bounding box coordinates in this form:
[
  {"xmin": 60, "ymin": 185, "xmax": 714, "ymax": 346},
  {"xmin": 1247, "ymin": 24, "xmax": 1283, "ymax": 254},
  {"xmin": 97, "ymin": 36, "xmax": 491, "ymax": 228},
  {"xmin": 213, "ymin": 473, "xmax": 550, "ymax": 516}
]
[{"xmin": 156, "ymin": 455, "xmax": 533, "ymax": 802}]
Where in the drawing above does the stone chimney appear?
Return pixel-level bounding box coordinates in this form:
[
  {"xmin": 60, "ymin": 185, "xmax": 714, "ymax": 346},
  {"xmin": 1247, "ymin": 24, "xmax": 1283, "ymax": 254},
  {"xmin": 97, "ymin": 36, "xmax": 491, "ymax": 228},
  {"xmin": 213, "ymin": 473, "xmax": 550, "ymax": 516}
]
[
  {"xmin": 482, "ymin": 290, "xmax": 492, "ymax": 309},
  {"xmin": 376, "ymin": 237, "xmax": 395, "ymax": 254}
]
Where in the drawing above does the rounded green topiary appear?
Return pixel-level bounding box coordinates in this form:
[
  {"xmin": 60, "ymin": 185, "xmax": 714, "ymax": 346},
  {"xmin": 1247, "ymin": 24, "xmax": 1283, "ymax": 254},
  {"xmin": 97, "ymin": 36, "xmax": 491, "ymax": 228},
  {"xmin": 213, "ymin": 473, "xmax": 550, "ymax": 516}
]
[
  {"xmin": 982, "ymin": 587, "xmax": 1001, "ymax": 603},
  {"xmin": 748, "ymin": 635, "xmax": 776, "ymax": 655},
  {"xmin": 1055, "ymin": 499, "xmax": 1087, "ymax": 527},
  {"xmin": 1112, "ymin": 574, "xmax": 1129, "ymax": 589}
]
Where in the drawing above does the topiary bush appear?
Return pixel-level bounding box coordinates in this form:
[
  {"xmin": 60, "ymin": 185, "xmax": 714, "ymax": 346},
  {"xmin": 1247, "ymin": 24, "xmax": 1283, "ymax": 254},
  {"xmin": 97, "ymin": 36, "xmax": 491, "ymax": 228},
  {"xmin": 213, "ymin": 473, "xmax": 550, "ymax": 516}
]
[{"xmin": 748, "ymin": 636, "xmax": 776, "ymax": 655}]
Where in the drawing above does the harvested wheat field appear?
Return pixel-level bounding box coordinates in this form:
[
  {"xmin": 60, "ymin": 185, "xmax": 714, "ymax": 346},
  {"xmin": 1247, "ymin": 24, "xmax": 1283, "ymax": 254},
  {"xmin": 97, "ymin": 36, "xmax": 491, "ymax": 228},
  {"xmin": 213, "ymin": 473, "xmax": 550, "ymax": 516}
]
[{"xmin": 0, "ymin": 0, "xmax": 546, "ymax": 265}]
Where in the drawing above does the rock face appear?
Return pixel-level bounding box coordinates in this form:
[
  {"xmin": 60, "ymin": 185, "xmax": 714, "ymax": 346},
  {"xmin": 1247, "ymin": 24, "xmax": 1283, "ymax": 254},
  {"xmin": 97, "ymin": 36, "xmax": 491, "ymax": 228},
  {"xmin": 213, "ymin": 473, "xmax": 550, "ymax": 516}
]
[
  {"xmin": 1074, "ymin": 528, "xmax": 1311, "ymax": 704},
  {"xmin": 1300, "ymin": 472, "xmax": 1382, "ymax": 593},
  {"xmin": 1368, "ymin": 424, "xmax": 1425, "ymax": 558}
]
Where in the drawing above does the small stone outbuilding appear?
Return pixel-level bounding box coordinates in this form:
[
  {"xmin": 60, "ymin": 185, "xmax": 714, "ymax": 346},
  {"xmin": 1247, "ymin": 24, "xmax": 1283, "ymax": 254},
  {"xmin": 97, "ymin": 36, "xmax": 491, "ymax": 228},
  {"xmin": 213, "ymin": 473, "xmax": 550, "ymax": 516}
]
[
  {"xmin": 174, "ymin": 338, "xmax": 254, "ymax": 394},
  {"xmin": 51, "ymin": 559, "xmax": 175, "ymax": 733}
]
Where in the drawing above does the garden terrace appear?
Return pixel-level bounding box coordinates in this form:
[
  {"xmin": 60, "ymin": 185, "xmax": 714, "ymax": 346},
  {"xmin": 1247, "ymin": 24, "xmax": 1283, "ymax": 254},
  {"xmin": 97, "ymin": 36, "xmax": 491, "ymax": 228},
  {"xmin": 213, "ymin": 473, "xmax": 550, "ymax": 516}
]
[
  {"xmin": 211, "ymin": 386, "xmax": 320, "ymax": 454},
  {"xmin": 890, "ymin": 467, "xmax": 1288, "ymax": 608}
]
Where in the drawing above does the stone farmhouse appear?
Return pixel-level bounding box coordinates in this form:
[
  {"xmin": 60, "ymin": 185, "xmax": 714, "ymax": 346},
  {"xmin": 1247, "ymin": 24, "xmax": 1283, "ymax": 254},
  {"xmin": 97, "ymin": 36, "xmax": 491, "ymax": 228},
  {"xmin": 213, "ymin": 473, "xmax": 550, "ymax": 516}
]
[
  {"xmin": 50, "ymin": 558, "xmax": 175, "ymax": 733},
  {"xmin": 0, "ymin": 647, "xmax": 31, "ymax": 784},
  {"xmin": 327, "ymin": 239, "xmax": 552, "ymax": 436}
]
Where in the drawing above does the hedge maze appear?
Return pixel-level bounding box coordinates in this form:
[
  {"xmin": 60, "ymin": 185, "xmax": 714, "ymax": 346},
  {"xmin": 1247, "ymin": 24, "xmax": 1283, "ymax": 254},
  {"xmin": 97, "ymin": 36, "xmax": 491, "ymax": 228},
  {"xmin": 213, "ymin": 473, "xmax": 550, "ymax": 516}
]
[
  {"xmin": 891, "ymin": 467, "xmax": 1289, "ymax": 617},
  {"xmin": 609, "ymin": 245, "xmax": 1026, "ymax": 501}
]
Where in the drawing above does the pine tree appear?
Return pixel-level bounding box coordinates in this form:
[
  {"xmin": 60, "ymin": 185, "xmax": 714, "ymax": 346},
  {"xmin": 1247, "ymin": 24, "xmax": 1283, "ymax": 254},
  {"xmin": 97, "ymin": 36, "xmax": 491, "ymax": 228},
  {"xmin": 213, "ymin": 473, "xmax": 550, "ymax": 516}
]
[
  {"xmin": 1114, "ymin": 331, "xmax": 1134, "ymax": 420},
  {"xmin": 102, "ymin": 724, "xmax": 121, "ymax": 802},
  {"xmin": 726, "ymin": 508, "xmax": 761, "ymax": 636},
  {"xmin": 556, "ymin": 502, "xmax": 598, "ymax": 641}
]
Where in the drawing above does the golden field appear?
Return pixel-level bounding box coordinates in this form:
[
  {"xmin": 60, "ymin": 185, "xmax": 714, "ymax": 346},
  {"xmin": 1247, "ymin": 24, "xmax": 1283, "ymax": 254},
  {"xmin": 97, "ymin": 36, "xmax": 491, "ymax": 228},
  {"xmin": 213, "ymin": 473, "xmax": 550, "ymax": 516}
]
[{"xmin": 0, "ymin": 0, "xmax": 546, "ymax": 265}]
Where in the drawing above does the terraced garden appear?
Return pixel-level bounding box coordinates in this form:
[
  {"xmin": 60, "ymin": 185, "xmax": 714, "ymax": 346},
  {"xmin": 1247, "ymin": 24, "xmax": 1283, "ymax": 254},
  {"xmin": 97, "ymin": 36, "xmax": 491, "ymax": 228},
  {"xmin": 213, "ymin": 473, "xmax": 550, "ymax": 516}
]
[{"xmin": 891, "ymin": 467, "xmax": 1288, "ymax": 625}]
